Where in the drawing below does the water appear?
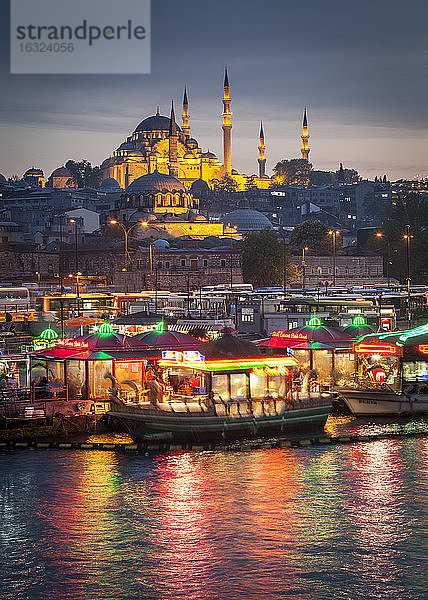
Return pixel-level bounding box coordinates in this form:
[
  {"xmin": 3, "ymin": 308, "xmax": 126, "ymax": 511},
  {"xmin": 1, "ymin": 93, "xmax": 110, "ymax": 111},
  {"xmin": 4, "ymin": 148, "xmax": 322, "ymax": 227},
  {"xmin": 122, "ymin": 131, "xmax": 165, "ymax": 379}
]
[{"xmin": 0, "ymin": 421, "xmax": 427, "ymax": 600}]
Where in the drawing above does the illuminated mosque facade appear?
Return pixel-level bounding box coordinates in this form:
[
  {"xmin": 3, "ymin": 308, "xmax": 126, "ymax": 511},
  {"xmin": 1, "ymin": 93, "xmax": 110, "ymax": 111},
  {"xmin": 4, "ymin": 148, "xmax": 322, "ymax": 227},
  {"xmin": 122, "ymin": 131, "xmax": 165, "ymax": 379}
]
[{"xmin": 100, "ymin": 68, "xmax": 310, "ymax": 193}]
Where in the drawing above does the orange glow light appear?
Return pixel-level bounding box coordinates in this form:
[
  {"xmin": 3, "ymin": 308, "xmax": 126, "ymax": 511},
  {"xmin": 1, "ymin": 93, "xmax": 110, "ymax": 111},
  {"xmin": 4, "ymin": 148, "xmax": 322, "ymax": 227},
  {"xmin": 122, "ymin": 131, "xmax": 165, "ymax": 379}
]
[{"xmin": 354, "ymin": 342, "xmax": 400, "ymax": 356}]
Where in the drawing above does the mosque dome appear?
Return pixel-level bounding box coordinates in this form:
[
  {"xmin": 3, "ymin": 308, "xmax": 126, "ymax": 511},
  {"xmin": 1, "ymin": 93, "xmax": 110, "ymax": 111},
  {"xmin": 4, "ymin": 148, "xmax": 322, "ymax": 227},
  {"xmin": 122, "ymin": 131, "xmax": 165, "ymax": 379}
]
[
  {"xmin": 101, "ymin": 177, "xmax": 121, "ymax": 190},
  {"xmin": 51, "ymin": 167, "xmax": 71, "ymax": 178},
  {"xmin": 101, "ymin": 158, "xmax": 113, "ymax": 169},
  {"xmin": 126, "ymin": 170, "xmax": 186, "ymax": 194},
  {"xmin": 190, "ymin": 179, "xmax": 210, "ymax": 193},
  {"xmin": 117, "ymin": 142, "xmax": 134, "ymax": 151},
  {"xmin": 183, "ymin": 152, "xmax": 194, "ymax": 159},
  {"xmin": 152, "ymin": 239, "xmax": 170, "ymax": 249},
  {"xmin": 187, "ymin": 138, "xmax": 198, "ymax": 147},
  {"xmin": 134, "ymin": 114, "xmax": 181, "ymax": 133},
  {"xmin": 194, "ymin": 215, "xmax": 207, "ymax": 221},
  {"xmin": 24, "ymin": 167, "xmax": 44, "ymax": 177},
  {"xmin": 221, "ymin": 209, "xmax": 273, "ymax": 232},
  {"xmin": 201, "ymin": 151, "xmax": 216, "ymax": 159}
]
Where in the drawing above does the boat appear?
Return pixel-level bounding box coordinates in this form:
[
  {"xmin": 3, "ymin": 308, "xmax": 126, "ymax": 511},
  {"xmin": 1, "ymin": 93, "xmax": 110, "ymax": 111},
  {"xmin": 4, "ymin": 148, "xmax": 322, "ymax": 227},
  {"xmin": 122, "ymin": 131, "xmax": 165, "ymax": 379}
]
[
  {"xmin": 108, "ymin": 333, "xmax": 333, "ymax": 444},
  {"xmin": 338, "ymin": 323, "xmax": 428, "ymax": 416}
]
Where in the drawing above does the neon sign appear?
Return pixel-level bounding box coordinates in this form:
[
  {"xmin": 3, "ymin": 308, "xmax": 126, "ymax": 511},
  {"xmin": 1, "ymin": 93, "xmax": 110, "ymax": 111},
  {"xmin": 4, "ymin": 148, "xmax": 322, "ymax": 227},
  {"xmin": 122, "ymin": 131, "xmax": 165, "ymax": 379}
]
[
  {"xmin": 56, "ymin": 338, "xmax": 90, "ymax": 350},
  {"xmin": 161, "ymin": 350, "xmax": 205, "ymax": 363},
  {"xmin": 354, "ymin": 342, "xmax": 399, "ymax": 356},
  {"xmin": 98, "ymin": 322, "xmax": 113, "ymax": 337},
  {"xmin": 352, "ymin": 315, "xmax": 366, "ymax": 326},
  {"xmin": 272, "ymin": 330, "xmax": 308, "ymax": 341},
  {"xmin": 418, "ymin": 345, "xmax": 428, "ymax": 354},
  {"xmin": 251, "ymin": 366, "xmax": 290, "ymax": 377},
  {"xmin": 308, "ymin": 317, "xmax": 321, "ymax": 328}
]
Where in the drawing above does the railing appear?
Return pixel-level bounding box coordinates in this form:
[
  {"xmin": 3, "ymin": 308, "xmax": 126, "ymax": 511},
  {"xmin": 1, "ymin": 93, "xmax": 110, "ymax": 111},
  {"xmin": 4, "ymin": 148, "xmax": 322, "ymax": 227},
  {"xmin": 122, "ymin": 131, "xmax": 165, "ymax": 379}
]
[{"xmin": 142, "ymin": 385, "xmax": 332, "ymax": 417}]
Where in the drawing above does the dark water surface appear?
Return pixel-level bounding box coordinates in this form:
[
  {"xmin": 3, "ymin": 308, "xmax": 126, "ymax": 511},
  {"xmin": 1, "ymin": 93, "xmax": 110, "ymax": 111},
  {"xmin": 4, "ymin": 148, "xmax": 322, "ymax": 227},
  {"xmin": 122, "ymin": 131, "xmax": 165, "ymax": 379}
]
[{"xmin": 1, "ymin": 419, "xmax": 427, "ymax": 600}]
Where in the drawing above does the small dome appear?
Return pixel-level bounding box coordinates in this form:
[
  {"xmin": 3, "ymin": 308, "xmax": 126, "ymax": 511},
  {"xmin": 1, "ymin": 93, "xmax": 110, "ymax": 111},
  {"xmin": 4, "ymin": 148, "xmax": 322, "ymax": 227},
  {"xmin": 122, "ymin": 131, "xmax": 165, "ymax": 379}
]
[
  {"xmin": 134, "ymin": 114, "xmax": 181, "ymax": 133},
  {"xmin": 201, "ymin": 151, "xmax": 216, "ymax": 159},
  {"xmin": 51, "ymin": 166, "xmax": 71, "ymax": 178},
  {"xmin": 118, "ymin": 141, "xmax": 134, "ymax": 150},
  {"xmin": 152, "ymin": 239, "xmax": 170, "ymax": 249},
  {"xmin": 183, "ymin": 152, "xmax": 194, "ymax": 159},
  {"xmin": 194, "ymin": 215, "xmax": 207, "ymax": 221},
  {"xmin": 187, "ymin": 138, "xmax": 198, "ymax": 146},
  {"xmin": 220, "ymin": 209, "xmax": 273, "ymax": 232},
  {"xmin": 190, "ymin": 178, "xmax": 210, "ymax": 193},
  {"xmin": 101, "ymin": 177, "xmax": 121, "ymax": 190},
  {"xmin": 24, "ymin": 167, "xmax": 44, "ymax": 177},
  {"xmin": 101, "ymin": 158, "xmax": 113, "ymax": 169},
  {"xmin": 126, "ymin": 170, "xmax": 186, "ymax": 194}
]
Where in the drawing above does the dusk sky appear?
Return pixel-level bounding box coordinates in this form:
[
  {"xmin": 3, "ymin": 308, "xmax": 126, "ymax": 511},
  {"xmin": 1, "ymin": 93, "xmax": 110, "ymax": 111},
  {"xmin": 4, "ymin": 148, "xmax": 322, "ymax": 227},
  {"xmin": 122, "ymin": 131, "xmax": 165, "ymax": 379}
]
[{"xmin": 1, "ymin": 0, "xmax": 427, "ymax": 181}]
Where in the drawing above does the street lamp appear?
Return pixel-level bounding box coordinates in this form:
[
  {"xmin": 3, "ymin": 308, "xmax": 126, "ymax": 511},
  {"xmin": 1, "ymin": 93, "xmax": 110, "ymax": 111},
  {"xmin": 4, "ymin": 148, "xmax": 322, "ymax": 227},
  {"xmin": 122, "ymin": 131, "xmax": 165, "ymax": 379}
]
[
  {"xmin": 68, "ymin": 272, "xmax": 82, "ymax": 316},
  {"xmin": 375, "ymin": 232, "xmax": 391, "ymax": 287},
  {"xmin": 403, "ymin": 224, "xmax": 412, "ymax": 327},
  {"xmin": 110, "ymin": 220, "xmax": 148, "ymax": 293},
  {"xmin": 328, "ymin": 230, "xmax": 340, "ymax": 287},
  {"xmin": 302, "ymin": 246, "xmax": 309, "ymax": 289}
]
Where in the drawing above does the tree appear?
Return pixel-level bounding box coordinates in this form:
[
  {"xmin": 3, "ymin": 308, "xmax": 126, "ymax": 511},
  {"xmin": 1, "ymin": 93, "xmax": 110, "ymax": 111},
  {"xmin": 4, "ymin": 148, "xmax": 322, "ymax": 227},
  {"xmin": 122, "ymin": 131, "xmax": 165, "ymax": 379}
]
[
  {"xmin": 380, "ymin": 193, "xmax": 428, "ymax": 283},
  {"xmin": 289, "ymin": 221, "xmax": 337, "ymax": 254},
  {"xmin": 65, "ymin": 160, "xmax": 102, "ymax": 188},
  {"xmin": 309, "ymin": 170, "xmax": 334, "ymax": 185},
  {"xmin": 242, "ymin": 229, "xmax": 297, "ymax": 287},
  {"xmin": 273, "ymin": 159, "xmax": 312, "ymax": 186},
  {"xmin": 335, "ymin": 164, "xmax": 360, "ymax": 183},
  {"xmin": 211, "ymin": 175, "xmax": 238, "ymax": 193}
]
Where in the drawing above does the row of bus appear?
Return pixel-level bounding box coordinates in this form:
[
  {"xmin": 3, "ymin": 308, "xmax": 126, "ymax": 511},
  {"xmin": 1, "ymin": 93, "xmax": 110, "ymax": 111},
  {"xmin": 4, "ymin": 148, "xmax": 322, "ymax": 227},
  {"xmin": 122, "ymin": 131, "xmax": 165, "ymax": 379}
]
[{"xmin": 0, "ymin": 284, "xmax": 427, "ymax": 325}]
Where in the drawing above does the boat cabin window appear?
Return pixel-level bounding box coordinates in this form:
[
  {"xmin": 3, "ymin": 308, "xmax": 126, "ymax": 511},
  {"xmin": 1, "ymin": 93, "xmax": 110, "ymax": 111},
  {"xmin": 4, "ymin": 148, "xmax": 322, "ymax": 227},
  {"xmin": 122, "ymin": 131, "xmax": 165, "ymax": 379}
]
[
  {"xmin": 114, "ymin": 361, "xmax": 145, "ymax": 391},
  {"xmin": 212, "ymin": 374, "xmax": 230, "ymax": 401},
  {"xmin": 67, "ymin": 360, "xmax": 86, "ymax": 399},
  {"xmin": 230, "ymin": 373, "xmax": 248, "ymax": 400},
  {"xmin": 402, "ymin": 361, "xmax": 428, "ymax": 384},
  {"xmin": 357, "ymin": 354, "xmax": 400, "ymax": 390},
  {"xmin": 166, "ymin": 368, "xmax": 206, "ymax": 396},
  {"xmin": 88, "ymin": 360, "xmax": 113, "ymax": 399},
  {"xmin": 333, "ymin": 352, "xmax": 355, "ymax": 386}
]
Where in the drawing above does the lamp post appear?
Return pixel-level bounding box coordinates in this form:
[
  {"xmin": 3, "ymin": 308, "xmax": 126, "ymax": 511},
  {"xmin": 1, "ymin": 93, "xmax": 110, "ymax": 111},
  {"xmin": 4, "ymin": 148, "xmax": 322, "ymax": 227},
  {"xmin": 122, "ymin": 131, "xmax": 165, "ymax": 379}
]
[
  {"xmin": 110, "ymin": 220, "xmax": 148, "ymax": 293},
  {"xmin": 376, "ymin": 232, "xmax": 391, "ymax": 287},
  {"xmin": 404, "ymin": 224, "xmax": 412, "ymax": 327},
  {"xmin": 68, "ymin": 271, "xmax": 82, "ymax": 316},
  {"xmin": 302, "ymin": 246, "xmax": 308, "ymax": 289},
  {"xmin": 328, "ymin": 230, "xmax": 340, "ymax": 287}
]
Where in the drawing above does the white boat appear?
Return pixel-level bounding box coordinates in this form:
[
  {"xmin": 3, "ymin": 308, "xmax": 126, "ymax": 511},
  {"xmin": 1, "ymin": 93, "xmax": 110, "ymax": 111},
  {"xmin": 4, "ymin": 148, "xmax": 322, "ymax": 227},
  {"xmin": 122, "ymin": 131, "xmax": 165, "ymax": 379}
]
[
  {"xmin": 338, "ymin": 324, "xmax": 428, "ymax": 416},
  {"xmin": 338, "ymin": 387, "xmax": 428, "ymax": 416}
]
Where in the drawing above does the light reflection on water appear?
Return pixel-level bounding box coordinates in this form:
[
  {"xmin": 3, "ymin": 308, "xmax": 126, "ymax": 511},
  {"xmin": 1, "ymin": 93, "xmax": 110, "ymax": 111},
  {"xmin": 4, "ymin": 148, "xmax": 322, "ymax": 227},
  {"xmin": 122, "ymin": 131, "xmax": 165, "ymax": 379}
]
[{"xmin": 0, "ymin": 439, "xmax": 427, "ymax": 599}]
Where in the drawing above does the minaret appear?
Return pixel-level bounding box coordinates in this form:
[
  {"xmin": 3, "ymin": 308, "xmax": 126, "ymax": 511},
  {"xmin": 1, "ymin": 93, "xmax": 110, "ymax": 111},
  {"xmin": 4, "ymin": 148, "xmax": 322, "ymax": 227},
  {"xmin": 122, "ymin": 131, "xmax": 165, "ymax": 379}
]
[
  {"xmin": 301, "ymin": 107, "xmax": 310, "ymax": 162},
  {"xmin": 222, "ymin": 66, "xmax": 232, "ymax": 176},
  {"xmin": 169, "ymin": 100, "xmax": 179, "ymax": 178},
  {"xmin": 182, "ymin": 86, "xmax": 190, "ymax": 138},
  {"xmin": 258, "ymin": 122, "xmax": 266, "ymax": 178}
]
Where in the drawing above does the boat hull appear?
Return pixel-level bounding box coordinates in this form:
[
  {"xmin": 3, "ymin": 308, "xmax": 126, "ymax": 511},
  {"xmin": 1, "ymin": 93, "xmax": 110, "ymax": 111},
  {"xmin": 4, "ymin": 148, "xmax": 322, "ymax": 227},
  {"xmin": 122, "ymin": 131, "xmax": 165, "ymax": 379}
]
[
  {"xmin": 338, "ymin": 388, "xmax": 428, "ymax": 417},
  {"xmin": 108, "ymin": 403, "xmax": 331, "ymax": 444}
]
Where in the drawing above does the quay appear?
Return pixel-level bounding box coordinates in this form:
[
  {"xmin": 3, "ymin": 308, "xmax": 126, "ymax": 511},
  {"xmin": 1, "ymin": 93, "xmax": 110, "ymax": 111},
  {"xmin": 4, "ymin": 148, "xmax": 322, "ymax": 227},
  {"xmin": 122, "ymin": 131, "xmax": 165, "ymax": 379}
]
[{"xmin": 1, "ymin": 428, "xmax": 427, "ymax": 453}]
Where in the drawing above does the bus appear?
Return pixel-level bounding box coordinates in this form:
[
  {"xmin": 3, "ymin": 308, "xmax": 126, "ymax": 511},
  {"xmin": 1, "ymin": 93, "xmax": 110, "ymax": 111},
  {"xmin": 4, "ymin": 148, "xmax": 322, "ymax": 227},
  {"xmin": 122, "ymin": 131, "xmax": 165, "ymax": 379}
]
[
  {"xmin": 35, "ymin": 293, "xmax": 114, "ymax": 319},
  {"xmin": 0, "ymin": 287, "xmax": 31, "ymax": 311}
]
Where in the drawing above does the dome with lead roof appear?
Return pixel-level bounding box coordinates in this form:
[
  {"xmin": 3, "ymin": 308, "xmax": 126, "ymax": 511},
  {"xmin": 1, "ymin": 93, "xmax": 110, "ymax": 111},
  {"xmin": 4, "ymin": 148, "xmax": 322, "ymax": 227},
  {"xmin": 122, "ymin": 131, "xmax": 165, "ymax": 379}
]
[
  {"xmin": 134, "ymin": 114, "xmax": 181, "ymax": 133},
  {"xmin": 126, "ymin": 170, "xmax": 186, "ymax": 194}
]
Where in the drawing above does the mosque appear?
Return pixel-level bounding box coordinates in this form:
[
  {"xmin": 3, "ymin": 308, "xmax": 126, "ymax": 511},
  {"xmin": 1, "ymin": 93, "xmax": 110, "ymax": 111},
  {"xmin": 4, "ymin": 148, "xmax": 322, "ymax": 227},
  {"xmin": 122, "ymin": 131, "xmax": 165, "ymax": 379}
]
[{"xmin": 100, "ymin": 68, "xmax": 311, "ymax": 193}]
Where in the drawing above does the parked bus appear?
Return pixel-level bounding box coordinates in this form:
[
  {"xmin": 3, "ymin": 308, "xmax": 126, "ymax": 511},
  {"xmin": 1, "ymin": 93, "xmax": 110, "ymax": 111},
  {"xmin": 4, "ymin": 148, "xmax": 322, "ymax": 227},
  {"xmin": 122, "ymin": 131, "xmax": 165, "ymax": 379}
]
[{"xmin": 0, "ymin": 287, "xmax": 31, "ymax": 311}]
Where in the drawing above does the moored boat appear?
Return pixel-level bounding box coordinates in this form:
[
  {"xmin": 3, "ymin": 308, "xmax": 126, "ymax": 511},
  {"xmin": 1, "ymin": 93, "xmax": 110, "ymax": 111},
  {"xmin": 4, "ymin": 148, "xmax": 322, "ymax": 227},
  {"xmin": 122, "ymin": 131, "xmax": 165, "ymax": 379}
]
[
  {"xmin": 108, "ymin": 333, "xmax": 333, "ymax": 443},
  {"xmin": 338, "ymin": 323, "xmax": 428, "ymax": 416}
]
